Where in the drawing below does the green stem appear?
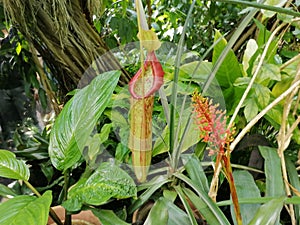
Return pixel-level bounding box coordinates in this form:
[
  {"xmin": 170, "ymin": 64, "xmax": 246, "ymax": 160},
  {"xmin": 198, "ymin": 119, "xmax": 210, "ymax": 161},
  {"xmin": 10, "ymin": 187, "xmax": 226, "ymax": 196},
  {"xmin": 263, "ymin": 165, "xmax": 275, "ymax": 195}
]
[
  {"xmin": 63, "ymin": 169, "xmax": 71, "ymax": 225},
  {"xmin": 23, "ymin": 180, "xmax": 64, "ymax": 225},
  {"xmin": 170, "ymin": 0, "xmax": 196, "ymax": 171},
  {"xmin": 214, "ymin": 0, "xmax": 300, "ymax": 17}
]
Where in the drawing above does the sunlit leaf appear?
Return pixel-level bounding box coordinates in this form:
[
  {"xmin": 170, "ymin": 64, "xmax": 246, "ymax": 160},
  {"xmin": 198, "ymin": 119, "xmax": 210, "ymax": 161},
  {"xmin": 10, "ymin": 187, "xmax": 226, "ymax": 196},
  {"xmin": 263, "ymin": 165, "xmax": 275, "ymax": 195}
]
[
  {"xmin": 262, "ymin": 0, "xmax": 288, "ymax": 18},
  {"xmin": 248, "ymin": 197, "xmax": 285, "ymax": 225},
  {"xmin": 212, "ymin": 30, "xmax": 243, "ymax": 88},
  {"xmin": 0, "ymin": 150, "xmax": 30, "ymax": 181},
  {"xmin": 0, "ymin": 191, "xmax": 52, "ymax": 225},
  {"xmin": 244, "ymin": 97, "xmax": 258, "ymax": 122},
  {"xmin": 49, "ymin": 71, "xmax": 120, "ymax": 171},
  {"xmin": 144, "ymin": 197, "xmax": 169, "ymax": 225}
]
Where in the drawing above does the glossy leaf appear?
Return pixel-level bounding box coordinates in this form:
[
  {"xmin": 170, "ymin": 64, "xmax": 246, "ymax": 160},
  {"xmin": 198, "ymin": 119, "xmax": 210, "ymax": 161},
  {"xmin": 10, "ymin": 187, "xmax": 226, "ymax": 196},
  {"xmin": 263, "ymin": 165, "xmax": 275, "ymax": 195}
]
[
  {"xmin": 259, "ymin": 146, "xmax": 285, "ymax": 197},
  {"xmin": 182, "ymin": 154, "xmax": 209, "ymax": 193},
  {"xmin": 248, "ymin": 197, "xmax": 285, "ymax": 225},
  {"xmin": 0, "ymin": 183, "xmax": 17, "ymax": 197},
  {"xmin": 0, "ymin": 191, "xmax": 52, "ymax": 225},
  {"xmin": 254, "ymin": 84, "xmax": 270, "ymax": 109},
  {"xmin": 231, "ymin": 170, "xmax": 261, "ymax": 225},
  {"xmin": 144, "ymin": 197, "xmax": 169, "ymax": 225},
  {"xmin": 0, "ymin": 150, "xmax": 30, "ymax": 181},
  {"xmin": 63, "ymin": 162, "xmax": 136, "ymax": 211},
  {"xmin": 92, "ymin": 209, "xmax": 131, "ymax": 225},
  {"xmin": 286, "ymin": 156, "xmax": 300, "ymax": 220},
  {"xmin": 176, "ymin": 173, "xmax": 231, "ymax": 225},
  {"xmin": 49, "ymin": 71, "xmax": 121, "ymax": 171},
  {"xmin": 212, "ymin": 30, "xmax": 243, "ymax": 88}
]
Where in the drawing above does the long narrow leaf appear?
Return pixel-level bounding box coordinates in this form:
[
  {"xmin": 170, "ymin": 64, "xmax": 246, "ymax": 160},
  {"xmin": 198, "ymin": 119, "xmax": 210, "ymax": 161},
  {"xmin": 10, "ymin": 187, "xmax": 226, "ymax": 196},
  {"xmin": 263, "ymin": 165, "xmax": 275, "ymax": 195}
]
[
  {"xmin": 92, "ymin": 209, "xmax": 131, "ymax": 225},
  {"xmin": 231, "ymin": 170, "xmax": 261, "ymax": 225},
  {"xmin": 182, "ymin": 154, "xmax": 209, "ymax": 193},
  {"xmin": 258, "ymin": 146, "xmax": 285, "ymax": 197},
  {"xmin": 175, "ymin": 173, "xmax": 231, "ymax": 224},
  {"xmin": 174, "ymin": 186, "xmax": 198, "ymax": 225}
]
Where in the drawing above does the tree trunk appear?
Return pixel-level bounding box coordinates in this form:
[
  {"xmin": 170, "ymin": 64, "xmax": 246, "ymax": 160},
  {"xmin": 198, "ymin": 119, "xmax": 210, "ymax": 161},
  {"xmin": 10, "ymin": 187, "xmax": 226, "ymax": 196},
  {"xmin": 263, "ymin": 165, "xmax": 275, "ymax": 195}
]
[{"xmin": 3, "ymin": 0, "xmax": 130, "ymax": 97}]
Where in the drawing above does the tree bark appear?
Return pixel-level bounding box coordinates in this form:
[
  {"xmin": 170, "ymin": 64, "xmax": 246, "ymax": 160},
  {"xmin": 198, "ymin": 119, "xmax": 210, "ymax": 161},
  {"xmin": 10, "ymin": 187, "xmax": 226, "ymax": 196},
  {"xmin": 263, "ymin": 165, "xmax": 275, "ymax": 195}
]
[{"xmin": 3, "ymin": 0, "xmax": 130, "ymax": 97}]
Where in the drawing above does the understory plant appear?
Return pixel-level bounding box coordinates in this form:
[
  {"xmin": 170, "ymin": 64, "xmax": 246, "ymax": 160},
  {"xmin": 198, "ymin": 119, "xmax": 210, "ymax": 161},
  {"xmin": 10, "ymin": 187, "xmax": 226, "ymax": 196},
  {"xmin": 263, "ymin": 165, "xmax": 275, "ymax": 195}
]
[{"xmin": 1, "ymin": 0, "xmax": 300, "ymax": 225}]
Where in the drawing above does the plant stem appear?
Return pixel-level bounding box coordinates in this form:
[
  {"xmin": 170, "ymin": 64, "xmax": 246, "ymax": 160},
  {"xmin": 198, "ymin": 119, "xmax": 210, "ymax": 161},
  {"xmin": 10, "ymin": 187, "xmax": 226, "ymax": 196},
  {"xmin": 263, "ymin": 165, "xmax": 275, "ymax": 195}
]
[
  {"xmin": 229, "ymin": 22, "xmax": 287, "ymax": 128},
  {"xmin": 215, "ymin": 0, "xmax": 300, "ymax": 17},
  {"xmin": 222, "ymin": 152, "xmax": 242, "ymax": 225},
  {"xmin": 23, "ymin": 180, "xmax": 64, "ymax": 225},
  {"xmin": 63, "ymin": 169, "xmax": 71, "ymax": 225},
  {"xmin": 230, "ymin": 79, "xmax": 300, "ymax": 151}
]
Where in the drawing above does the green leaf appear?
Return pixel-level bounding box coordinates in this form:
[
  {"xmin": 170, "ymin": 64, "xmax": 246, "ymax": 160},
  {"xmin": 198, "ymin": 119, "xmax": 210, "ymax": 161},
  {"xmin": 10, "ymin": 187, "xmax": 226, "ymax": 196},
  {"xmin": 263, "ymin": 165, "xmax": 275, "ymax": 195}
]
[
  {"xmin": 0, "ymin": 191, "xmax": 52, "ymax": 225},
  {"xmin": 248, "ymin": 197, "xmax": 285, "ymax": 225},
  {"xmin": 242, "ymin": 39, "xmax": 258, "ymax": 73},
  {"xmin": 63, "ymin": 162, "xmax": 136, "ymax": 211},
  {"xmin": 144, "ymin": 197, "xmax": 169, "ymax": 225},
  {"xmin": 254, "ymin": 84, "xmax": 270, "ymax": 109},
  {"xmin": 49, "ymin": 71, "xmax": 121, "ymax": 171},
  {"xmin": 183, "ymin": 187, "xmax": 229, "ymax": 225},
  {"xmin": 262, "ymin": 0, "xmax": 287, "ymax": 18},
  {"xmin": 258, "ymin": 146, "xmax": 285, "ymax": 197},
  {"xmin": 0, "ymin": 183, "xmax": 17, "ymax": 197},
  {"xmin": 182, "ymin": 154, "xmax": 209, "ymax": 193},
  {"xmin": 92, "ymin": 209, "xmax": 131, "ymax": 225},
  {"xmin": 286, "ymin": 156, "xmax": 300, "ymax": 220},
  {"xmin": 129, "ymin": 175, "xmax": 170, "ymax": 214},
  {"xmin": 244, "ymin": 97, "xmax": 258, "ymax": 122},
  {"xmin": 176, "ymin": 173, "xmax": 230, "ymax": 225},
  {"xmin": 212, "ymin": 30, "xmax": 243, "ymax": 88},
  {"xmin": 0, "ymin": 150, "xmax": 30, "ymax": 181},
  {"xmin": 15, "ymin": 42, "xmax": 22, "ymax": 55},
  {"xmin": 180, "ymin": 61, "xmax": 212, "ymax": 82},
  {"xmin": 231, "ymin": 171, "xmax": 261, "ymax": 225}
]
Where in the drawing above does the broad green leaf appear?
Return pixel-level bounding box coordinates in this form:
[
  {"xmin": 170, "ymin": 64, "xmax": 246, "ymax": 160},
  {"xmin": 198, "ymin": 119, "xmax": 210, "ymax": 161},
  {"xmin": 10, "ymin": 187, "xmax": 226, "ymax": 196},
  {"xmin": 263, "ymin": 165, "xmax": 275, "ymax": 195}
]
[
  {"xmin": 85, "ymin": 123, "xmax": 112, "ymax": 164},
  {"xmin": 145, "ymin": 197, "xmax": 190, "ymax": 225},
  {"xmin": 233, "ymin": 77, "xmax": 251, "ymax": 86},
  {"xmin": 63, "ymin": 162, "xmax": 136, "ymax": 211},
  {"xmin": 0, "ymin": 191, "xmax": 52, "ymax": 225},
  {"xmin": 0, "ymin": 183, "xmax": 17, "ymax": 197},
  {"xmin": 231, "ymin": 171, "xmax": 261, "ymax": 225},
  {"xmin": 244, "ymin": 97, "xmax": 258, "ymax": 122},
  {"xmin": 49, "ymin": 71, "xmax": 121, "ymax": 171},
  {"xmin": 257, "ymin": 64, "xmax": 281, "ymax": 84},
  {"xmin": 254, "ymin": 84, "xmax": 270, "ymax": 109},
  {"xmin": 180, "ymin": 61, "xmax": 212, "ymax": 82},
  {"xmin": 0, "ymin": 150, "xmax": 30, "ymax": 181},
  {"xmin": 92, "ymin": 209, "xmax": 130, "ymax": 225},
  {"xmin": 144, "ymin": 197, "xmax": 169, "ymax": 225},
  {"xmin": 259, "ymin": 146, "xmax": 285, "ymax": 197},
  {"xmin": 248, "ymin": 197, "xmax": 285, "ymax": 225},
  {"xmin": 182, "ymin": 154, "xmax": 209, "ymax": 193},
  {"xmin": 212, "ymin": 30, "xmax": 243, "ymax": 88},
  {"xmin": 272, "ymin": 78, "xmax": 293, "ymax": 98}
]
